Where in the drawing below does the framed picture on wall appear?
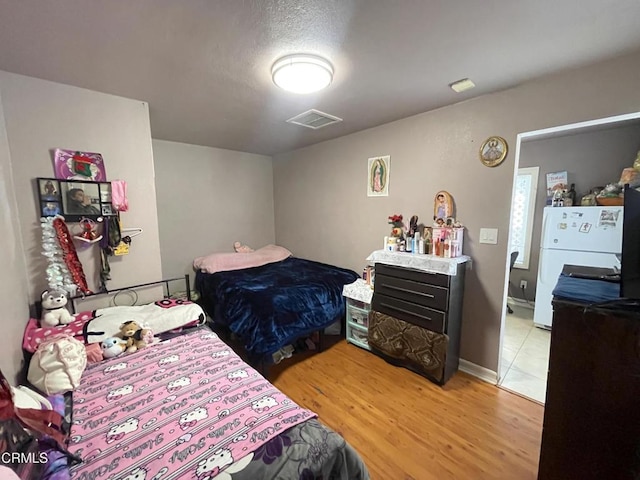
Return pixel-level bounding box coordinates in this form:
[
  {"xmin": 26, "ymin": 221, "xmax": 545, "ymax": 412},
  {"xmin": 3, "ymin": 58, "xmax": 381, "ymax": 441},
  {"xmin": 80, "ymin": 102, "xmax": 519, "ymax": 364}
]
[
  {"xmin": 41, "ymin": 201, "xmax": 61, "ymax": 217},
  {"xmin": 39, "ymin": 179, "xmax": 61, "ymax": 201},
  {"xmin": 36, "ymin": 177, "xmax": 116, "ymax": 222},
  {"xmin": 101, "ymin": 203, "xmax": 114, "ymax": 216},
  {"xmin": 367, "ymin": 155, "xmax": 390, "ymax": 197}
]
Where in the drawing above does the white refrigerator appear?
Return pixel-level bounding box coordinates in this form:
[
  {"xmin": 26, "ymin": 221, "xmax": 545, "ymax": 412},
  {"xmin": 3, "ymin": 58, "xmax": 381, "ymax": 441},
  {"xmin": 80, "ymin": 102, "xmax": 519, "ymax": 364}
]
[{"xmin": 533, "ymin": 206, "xmax": 623, "ymax": 329}]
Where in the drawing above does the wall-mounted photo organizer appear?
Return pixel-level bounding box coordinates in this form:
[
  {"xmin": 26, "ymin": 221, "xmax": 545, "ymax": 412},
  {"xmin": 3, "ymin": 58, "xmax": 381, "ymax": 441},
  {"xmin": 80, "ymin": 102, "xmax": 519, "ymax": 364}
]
[{"xmin": 37, "ymin": 177, "xmax": 117, "ymax": 223}]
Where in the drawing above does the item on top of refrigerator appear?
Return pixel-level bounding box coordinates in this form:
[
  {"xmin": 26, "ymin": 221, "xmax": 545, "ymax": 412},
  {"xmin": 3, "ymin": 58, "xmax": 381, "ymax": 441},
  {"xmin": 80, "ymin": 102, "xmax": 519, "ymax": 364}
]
[
  {"xmin": 565, "ymin": 184, "xmax": 577, "ymax": 207},
  {"xmin": 596, "ymin": 183, "xmax": 623, "ymax": 206},
  {"xmin": 619, "ymin": 167, "xmax": 640, "ymax": 188}
]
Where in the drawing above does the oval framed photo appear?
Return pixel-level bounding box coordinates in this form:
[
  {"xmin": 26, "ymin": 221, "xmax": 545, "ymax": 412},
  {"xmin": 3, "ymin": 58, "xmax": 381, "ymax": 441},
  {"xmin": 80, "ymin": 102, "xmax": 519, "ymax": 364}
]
[{"xmin": 479, "ymin": 136, "xmax": 508, "ymax": 167}]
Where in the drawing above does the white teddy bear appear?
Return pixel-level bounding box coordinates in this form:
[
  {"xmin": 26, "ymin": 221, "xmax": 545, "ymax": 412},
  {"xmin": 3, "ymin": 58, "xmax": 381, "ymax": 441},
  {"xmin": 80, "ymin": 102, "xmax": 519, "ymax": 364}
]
[{"xmin": 40, "ymin": 290, "xmax": 74, "ymax": 326}]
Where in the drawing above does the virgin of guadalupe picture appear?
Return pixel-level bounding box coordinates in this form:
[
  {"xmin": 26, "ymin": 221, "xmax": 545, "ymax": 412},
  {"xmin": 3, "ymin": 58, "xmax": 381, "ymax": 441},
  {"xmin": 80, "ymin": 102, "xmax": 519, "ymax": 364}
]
[{"xmin": 367, "ymin": 155, "xmax": 390, "ymax": 197}]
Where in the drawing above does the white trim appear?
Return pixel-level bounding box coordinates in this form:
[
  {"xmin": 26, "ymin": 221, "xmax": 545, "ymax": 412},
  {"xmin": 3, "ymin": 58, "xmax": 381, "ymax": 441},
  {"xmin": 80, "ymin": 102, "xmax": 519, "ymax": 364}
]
[
  {"xmin": 518, "ymin": 111, "xmax": 640, "ymax": 140},
  {"xmin": 512, "ymin": 166, "xmax": 539, "ymax": 270},
  {"xmin": 459, "ymin": 359, "xmax": 498, "ymax": 384},
  {"xmin": 498, "ymin": 111, "xmax": 640, "ymax": 398}
]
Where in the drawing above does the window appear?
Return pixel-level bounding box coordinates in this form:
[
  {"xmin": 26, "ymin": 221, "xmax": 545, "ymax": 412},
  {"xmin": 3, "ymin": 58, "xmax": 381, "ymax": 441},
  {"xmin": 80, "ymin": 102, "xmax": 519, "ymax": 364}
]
[{"xmin": 510, "ymin": 167, "xmax": 539, "ymax": 269}]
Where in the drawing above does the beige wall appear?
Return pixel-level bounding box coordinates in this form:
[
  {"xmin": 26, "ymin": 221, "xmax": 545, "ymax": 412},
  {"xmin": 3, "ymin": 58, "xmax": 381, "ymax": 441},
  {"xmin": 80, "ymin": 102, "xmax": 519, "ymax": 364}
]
[
  {"xmin": 153, "ymin": 140, "xmax": 275, "ymax": 282},
  {"xmin": 0, "ymin": 71, "xmax": 162, "ymax": 302},
  {"xmin": 511, "ymin": 125, "xmax": 640, "ymax": 301},
  {"xmin": 0, "ymin": 86, "xmax": 29, "ymax": 384},
  {"xmin": 273, "ymin": 50, "xmax": 640, "ymax": 372},
  {"xmin": 0, "ymin": 71, "xmax": 163, "ymax": 380}
]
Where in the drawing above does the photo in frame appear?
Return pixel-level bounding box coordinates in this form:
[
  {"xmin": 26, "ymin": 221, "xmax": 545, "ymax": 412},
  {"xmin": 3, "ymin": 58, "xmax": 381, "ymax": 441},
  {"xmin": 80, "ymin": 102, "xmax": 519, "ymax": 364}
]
[
  {"xmin": 54, "ymin": 148, "xmax": 107, "ymax": 182},
  {"xmin": 37, "ymin": 177, "xmax": 115, "ymax": 222},
  {"xmin": 367, "ymin": 155, "xmax": 390, "ymax": 197},
  {"xmin": 39, "ymin": 179, "xmax": 61, "ymax": 201},
  {"xmin": 101, "ymin": 203, "xmax": 114, "ymax": 216}
]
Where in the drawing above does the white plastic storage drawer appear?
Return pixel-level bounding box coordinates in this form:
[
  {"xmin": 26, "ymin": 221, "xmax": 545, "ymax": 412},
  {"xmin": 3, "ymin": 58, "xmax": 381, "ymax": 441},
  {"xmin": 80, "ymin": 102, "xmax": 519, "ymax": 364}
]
[
  {"xmin": 347, "ymin": 305, "xmax": 370, "ymax": 327},
  {"xmin": 348, "ymin": 325, "xmax": 370, "ymax": 349}
]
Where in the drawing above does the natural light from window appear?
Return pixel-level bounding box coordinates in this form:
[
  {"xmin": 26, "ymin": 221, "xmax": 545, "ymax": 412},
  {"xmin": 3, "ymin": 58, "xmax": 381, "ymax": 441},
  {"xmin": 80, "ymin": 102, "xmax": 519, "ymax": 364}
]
[{"xmin": 510, "ymin": 166, "xmax": 539, "ymax": 269}]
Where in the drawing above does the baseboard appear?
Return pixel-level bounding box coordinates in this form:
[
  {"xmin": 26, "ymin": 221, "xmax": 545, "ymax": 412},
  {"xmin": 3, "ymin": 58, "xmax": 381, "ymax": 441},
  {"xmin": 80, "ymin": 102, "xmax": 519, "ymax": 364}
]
[
  {"xmin": 508, "ymin": 296, "xmax": 534, "ymax": 310},
  {"xmin": 459, "ymin": 359, "xmax": 498, "ymax": 385}
]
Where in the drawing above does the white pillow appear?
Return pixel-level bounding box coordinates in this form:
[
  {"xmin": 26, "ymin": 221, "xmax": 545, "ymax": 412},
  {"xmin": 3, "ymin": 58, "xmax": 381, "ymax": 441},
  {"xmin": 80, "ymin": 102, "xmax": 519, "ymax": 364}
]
[
  {"xmin": 84, "ymin": 301, "xmax": 205, "ymax": 345},
  {"xmin": 28, "ymin": 334, "xmax": 87, "ymax": 395}
]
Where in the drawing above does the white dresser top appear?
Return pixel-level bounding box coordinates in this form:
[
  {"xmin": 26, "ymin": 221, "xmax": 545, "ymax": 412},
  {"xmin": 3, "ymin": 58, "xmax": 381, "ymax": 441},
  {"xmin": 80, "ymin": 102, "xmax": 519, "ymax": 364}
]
[
  {"xmin": 366, "ymin": 250, "xmax": 471, "ymax": 276},
  {"xmin": 342, "ymin": 278, "xmax": 374, "ymax": 304}
]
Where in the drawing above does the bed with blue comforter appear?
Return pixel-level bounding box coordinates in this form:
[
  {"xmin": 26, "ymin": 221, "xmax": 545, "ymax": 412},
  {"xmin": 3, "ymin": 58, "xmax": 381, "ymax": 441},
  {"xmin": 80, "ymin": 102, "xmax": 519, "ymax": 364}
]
[{"xmin": 195, "ymin": 257, "xmax": 359, "ymax": 363}]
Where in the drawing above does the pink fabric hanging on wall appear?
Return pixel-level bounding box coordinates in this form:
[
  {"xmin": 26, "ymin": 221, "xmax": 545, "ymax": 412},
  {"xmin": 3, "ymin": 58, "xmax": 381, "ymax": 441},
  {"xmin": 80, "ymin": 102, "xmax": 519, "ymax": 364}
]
[{"xmin": 111, "ymin": 180, "xmax": 128, "ymax": 212}]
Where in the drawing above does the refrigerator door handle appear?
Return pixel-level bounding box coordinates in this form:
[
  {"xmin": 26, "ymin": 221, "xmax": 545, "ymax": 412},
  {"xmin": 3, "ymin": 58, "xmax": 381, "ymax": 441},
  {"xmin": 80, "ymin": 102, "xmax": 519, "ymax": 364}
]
[
  {"xmin": 538, "ymin": 248, "xmax": 549, "ymax": 286},
  {"xmin": 541, "ymin": 209, "xmax": 549, "ymax": 250}
]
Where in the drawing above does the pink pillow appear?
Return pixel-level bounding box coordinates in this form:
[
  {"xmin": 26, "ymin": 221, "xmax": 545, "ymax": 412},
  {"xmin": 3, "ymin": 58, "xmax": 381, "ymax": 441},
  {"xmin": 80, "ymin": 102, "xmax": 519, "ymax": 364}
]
[
  {"xmin": 22, "ymin": 311, "xmax": 95, "ymax": 353},
  {"xmin": 193, "ymin": 244, "xmax": 292, "ymax": 274}
]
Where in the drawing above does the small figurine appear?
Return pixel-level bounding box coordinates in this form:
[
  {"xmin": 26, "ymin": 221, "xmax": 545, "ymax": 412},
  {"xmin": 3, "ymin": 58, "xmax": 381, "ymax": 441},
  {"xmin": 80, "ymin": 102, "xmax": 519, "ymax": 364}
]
[
  {"xmin": 433, "ymin": 191, "xmax": 454, "ymax": 223},
  {"xmin": 79, "ymin": 218, "xmax": 99, "ymax": 240}
]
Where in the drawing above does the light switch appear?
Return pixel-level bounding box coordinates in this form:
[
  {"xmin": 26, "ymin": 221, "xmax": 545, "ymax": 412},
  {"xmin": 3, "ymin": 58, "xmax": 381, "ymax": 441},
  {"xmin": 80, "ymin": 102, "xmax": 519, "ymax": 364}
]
[{"xmin": 479, "ymin": 228, "xmax": 498, "ymax": 245}]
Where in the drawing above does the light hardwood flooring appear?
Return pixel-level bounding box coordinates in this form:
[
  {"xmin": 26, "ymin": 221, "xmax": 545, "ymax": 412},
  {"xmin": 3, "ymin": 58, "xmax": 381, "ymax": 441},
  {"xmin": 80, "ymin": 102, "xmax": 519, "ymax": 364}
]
[{"xmin": 270, "ymin": 339, "xmax": 544, "ymax": 480}]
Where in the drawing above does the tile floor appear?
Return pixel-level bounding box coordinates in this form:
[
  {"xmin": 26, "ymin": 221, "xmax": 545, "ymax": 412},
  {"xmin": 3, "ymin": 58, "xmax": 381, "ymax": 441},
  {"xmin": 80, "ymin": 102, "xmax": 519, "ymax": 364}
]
[{"xmin": 499, "ymin": 301, "xmax": 551, "ymax": 403}]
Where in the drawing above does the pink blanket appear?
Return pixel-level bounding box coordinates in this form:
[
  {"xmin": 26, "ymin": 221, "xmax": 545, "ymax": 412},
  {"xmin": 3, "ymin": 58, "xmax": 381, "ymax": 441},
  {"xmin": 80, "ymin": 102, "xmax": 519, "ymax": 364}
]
[
  {"xmin": 69, "ymin": 328, "xmax": 315, "ymax": 480},
  {"xmin": 193, "ymin": 244, "xmax": 292, "ymax": 274}
]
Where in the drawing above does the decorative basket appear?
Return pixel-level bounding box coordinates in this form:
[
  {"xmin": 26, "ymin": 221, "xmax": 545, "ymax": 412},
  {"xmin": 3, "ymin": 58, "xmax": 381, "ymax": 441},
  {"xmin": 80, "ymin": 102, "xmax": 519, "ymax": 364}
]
[{"xmin": 596, "ymin": 196, "xmax": 624, "ymax": 206}]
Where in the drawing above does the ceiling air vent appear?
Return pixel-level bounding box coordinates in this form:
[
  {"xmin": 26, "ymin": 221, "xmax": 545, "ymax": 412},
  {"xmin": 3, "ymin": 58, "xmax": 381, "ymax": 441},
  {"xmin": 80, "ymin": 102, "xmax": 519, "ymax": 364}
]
[{"xmin": 286, "ymin": 109, "xmax": 342, "ymax": 130}]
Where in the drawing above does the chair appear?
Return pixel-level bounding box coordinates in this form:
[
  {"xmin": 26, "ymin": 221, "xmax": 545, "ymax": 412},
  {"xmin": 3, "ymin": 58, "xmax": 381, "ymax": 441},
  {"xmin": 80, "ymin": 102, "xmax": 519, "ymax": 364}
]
[{"xmin": 507, "ymin": 251, "xmax": 519, "ymax": 314}]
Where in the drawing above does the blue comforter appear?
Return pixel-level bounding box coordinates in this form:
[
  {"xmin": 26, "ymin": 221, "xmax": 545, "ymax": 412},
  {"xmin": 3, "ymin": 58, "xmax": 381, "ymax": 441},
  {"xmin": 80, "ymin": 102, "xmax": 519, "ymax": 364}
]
[{"xmin": 195, "ymin": 257, "xmax": 359, "ymax": 361}]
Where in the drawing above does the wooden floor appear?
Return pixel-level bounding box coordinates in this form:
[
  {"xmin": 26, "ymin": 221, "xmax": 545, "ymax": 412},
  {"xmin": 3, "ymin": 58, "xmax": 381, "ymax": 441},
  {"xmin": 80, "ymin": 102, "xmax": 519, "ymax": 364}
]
[{"xmin": 269, "ymin": 339, "xmax": 544, "ymax": 480}]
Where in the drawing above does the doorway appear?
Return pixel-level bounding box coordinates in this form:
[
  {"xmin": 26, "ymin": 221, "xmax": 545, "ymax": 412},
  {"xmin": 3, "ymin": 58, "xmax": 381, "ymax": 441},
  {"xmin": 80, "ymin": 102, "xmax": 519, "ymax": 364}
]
[{"xmin": 498, "ymin": 112, "xmax": 640, "ymax": 403}]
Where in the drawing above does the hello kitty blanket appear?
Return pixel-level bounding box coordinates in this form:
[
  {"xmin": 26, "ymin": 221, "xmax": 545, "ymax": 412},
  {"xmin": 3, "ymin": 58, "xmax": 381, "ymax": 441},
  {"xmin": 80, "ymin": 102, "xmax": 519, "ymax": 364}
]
[{"xmin": 68, "ymin": 328, "xmax": 316, "ymax": 480}]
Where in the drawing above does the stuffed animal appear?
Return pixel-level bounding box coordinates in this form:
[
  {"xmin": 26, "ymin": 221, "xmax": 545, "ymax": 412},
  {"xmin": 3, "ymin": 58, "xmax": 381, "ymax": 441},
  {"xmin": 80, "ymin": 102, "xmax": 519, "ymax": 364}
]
[
  {"xmin": 40, "ymin": 290, "xmax": 74, "ymax": 327},
  {"xmin": 118, "ymin": 321, "xmax": 151, "ymax": 353},
  {"xmin": 101, "ymin": 337, "xmax": 127, "ymax": 359},
  {"xmin": 233, "ymin": 241, "xmax": 254, "ymax": 253}
]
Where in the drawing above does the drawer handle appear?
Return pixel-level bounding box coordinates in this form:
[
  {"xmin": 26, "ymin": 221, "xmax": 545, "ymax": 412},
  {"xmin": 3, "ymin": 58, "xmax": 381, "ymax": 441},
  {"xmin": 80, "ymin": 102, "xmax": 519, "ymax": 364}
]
[
  {"xmin": 380, "ymin": 302, "xmax": 432, "ymax": 321},
  {"xmin": 382, "ymin": 284, "xmax": 434, "ymax": 298}
]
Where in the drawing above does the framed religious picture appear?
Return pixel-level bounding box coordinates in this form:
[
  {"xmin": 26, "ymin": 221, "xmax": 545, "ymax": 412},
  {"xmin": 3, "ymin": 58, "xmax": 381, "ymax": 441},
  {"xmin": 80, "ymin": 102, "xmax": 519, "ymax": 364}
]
[
  {"xmin": 479, "ymin": 136, "xmax": 508, "ymax": 167},
  {"xmin": 433, "ymin": 191, "xmax": 454, "ymax": 223},
  {"xmin": 367, "ymin": 155, "xmax": 390, "ymax": 197}
]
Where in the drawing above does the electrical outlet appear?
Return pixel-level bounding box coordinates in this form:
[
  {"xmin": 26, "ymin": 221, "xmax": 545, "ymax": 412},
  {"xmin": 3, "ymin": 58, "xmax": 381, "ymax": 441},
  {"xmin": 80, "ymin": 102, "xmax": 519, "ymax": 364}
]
[{"xmin": 520, "ymin": 280, "xmax": 528, "ymax": 290}]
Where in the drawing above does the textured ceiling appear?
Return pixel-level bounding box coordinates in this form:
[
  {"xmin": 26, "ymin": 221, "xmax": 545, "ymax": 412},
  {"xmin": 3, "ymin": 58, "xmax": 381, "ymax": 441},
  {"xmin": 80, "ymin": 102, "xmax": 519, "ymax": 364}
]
[{"xmin": 1, "ymin": 0, "xmax": 640, "ymax": 155}]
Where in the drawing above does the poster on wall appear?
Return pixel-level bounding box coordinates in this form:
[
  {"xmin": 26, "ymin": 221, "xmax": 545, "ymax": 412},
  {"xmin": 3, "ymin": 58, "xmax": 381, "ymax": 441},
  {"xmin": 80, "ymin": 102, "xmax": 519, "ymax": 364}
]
[
  {"xmin": 546, "ymin": 171, "xmax": 567, "ymax": 205},
  {"xmin": 367, "ymin": 155, "xmax": 390, "ymax": 197},
  {"xmin": 54, "ymin": 148, "xmax": 107, "ymax": 182}
]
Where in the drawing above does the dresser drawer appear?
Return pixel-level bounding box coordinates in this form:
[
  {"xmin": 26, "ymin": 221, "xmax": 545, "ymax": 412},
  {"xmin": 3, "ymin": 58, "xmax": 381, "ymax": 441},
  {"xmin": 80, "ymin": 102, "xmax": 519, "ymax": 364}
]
[
  {"xmin": 375, "ymin": 274, "xmax": 448, "ymax": 311},
  {"xmin": 372, "ymin": 293, "xmax": 445, "ymax": 333},
  {"xmin": 375, "ymin": 263, "xmax": 449, "ymax": 288}
]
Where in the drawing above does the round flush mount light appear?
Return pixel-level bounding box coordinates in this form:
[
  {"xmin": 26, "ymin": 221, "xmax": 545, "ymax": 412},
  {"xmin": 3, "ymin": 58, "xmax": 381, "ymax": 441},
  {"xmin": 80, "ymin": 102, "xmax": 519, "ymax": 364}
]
[{"xmin": 271, "ymin": 54, "xmax": 334, "ymax": 94}]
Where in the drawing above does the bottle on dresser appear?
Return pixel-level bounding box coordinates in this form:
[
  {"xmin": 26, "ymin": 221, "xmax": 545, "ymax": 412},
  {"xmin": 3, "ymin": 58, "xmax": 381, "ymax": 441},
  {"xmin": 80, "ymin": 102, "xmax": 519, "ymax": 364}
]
[{"xmin": 566, "ymin": 183, "xmax": 577, "ymax": 207}]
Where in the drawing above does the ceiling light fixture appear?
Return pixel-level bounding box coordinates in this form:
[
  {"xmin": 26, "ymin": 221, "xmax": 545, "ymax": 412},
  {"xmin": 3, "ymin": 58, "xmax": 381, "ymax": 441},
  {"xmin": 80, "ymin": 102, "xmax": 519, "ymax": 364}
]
[
  {"xmin": 271, "ymin": 54, "xmax": 334, "ymax": 94},
  {"xmin": 449, "ymin": 78, "xmax": 476, "ymax": 93}
]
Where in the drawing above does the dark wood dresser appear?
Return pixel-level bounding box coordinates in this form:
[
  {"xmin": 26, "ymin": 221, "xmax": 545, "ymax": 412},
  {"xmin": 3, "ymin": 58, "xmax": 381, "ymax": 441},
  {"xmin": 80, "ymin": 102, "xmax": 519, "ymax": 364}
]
[
  {"xmin": 369, "ymin": 261, "xmax": 466, "ymax": 385},
  {"xmin": 538, "ymin": 298, "xmax": 640, "ymax": 479}
]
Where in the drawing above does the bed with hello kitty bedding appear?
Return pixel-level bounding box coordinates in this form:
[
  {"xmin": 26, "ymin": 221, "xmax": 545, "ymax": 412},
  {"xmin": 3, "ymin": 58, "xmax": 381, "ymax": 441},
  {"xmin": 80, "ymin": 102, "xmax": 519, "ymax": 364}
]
[{"xmin": 67, "ymin": 327, "xmax": 369, "ymax": 480}]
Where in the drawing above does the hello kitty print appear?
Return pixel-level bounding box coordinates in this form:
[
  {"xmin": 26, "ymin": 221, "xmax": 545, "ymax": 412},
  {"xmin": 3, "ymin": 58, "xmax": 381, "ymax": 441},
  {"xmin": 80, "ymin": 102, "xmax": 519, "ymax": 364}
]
[{"xmin": 68, "ymin": 328, "xmax": 316, "ymax": 480}]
